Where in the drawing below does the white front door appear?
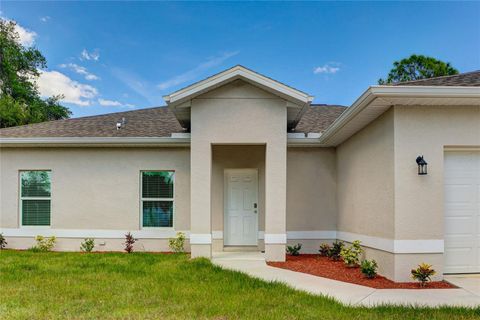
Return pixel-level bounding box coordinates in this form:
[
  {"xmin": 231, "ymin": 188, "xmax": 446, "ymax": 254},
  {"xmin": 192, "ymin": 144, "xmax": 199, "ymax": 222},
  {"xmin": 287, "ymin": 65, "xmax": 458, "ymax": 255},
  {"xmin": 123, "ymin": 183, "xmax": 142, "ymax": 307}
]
[
  {"xmin": 224, "ymin": 169, "xmax": 258, "ymax": 246},
  {"xmin": 444, "ymin": 151, "xmax": 480, "ymax": 273}
]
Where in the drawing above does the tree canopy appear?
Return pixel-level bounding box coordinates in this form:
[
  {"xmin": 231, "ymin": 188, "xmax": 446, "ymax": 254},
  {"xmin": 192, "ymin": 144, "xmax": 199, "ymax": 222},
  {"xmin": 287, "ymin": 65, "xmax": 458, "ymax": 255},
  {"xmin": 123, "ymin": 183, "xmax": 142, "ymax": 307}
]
[
  {"xmin": 0, "ymin": 19, "xmax": 71, "ymax": 128},
  {"xmin": 378, "ymin": 54, "xmax": 459, "ymax": 85}
]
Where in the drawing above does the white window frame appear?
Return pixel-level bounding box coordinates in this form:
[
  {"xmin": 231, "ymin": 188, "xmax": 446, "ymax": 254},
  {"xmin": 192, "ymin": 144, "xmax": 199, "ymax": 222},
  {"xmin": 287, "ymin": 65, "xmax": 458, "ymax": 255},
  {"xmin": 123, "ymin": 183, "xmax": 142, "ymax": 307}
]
[
  {"xmin": 19, "ymin": 170, "xmax": 52, "ymax": 228},
  {"xmin": 140, "ymin": 170, "xmax": 175, "ymax": 229}
]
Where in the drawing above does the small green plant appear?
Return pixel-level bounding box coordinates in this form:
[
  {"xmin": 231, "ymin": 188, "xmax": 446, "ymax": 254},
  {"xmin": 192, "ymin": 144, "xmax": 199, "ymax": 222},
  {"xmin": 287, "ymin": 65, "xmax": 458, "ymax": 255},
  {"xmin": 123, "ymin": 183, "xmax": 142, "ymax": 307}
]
[
  {"xmin": 0, "ymin": 233, "xmax": 7, "ymax": 249},
  {"xmin": 80, "ymin": 238, "xmax": 95, "ymax": 252},
  {"xmin": 361, "ymin": 259, "xmax": 378, "ymax": 279},
  {"xmin": 411, "ymin": 263, "xmax": 436, "ymax": 287},
  {"xmin": 340, "ymin": 240, "xmax": 363, "ymax": 267},
  {"xmin": 319, "ymin": 243, "xmax": 331, "ymax": 257},
  {"xmin": 30, "ymin": 235, "xmax": 56, "ymax": 252},
  {"xmin": 286, "ymin": 243, "xmax": 302, "ymax": 256},
  {"xmin": 124, "ymin": 232, "xmax": 137, "ymax": 253},
  {"xmin": 328, "ymin": 240, "xmax": 344, "ymax": 261},
  {"xmin": 168, "ymin": 232, "xmax": 186, "ymax": 253}
]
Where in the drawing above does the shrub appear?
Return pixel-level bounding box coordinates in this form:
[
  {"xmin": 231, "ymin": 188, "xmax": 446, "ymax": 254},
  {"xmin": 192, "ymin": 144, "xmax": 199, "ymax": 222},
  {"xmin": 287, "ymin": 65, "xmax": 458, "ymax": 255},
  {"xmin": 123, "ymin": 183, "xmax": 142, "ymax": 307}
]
[
  {"xmin": 319, "ymin": 243, "xmax": 331, "ymax": 257},
  {"xmin": 286, "ymin": 243, "xmax": 302, "ymax": 256},
  {"xmin": 340, "ymin": 240, "xmax": 363, "ymax": 267},
  {"xmin": 361, "ymin": 259, "xmax": 378, "ymax": 279},
  {"xmin": 80, "ymin": 238, "xmax": 95, "ymax": 252},
  {"xmin": 0, "ymin": 233, "xmax": 7, "ymax": 249},
  {"xmin": 30, "ymin": 235, "xmax": 56, "ymax": 252},
  {"xmin": 328, "ymin": 240, "xmax": 344, "ymax": 261},
  {"xmin": 411, "ymin": 263, "xmax": 436, "ymax": 287},
  {"xmin": 168, "ymin": 232, "xmax": 186, "ymax": 253},
  {"xmin": 124, "ymin": 232, "xmax": 138, "ymax": 253}
]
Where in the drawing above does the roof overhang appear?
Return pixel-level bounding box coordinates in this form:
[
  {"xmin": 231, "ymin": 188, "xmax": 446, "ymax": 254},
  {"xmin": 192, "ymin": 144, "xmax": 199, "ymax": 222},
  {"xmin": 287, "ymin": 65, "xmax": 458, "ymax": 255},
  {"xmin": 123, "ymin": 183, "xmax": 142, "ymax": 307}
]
[
  {"xmin": 319, "ymin": 86, "xmax": 480, "ymax": 146},
  {"xmin": 0, "ymin": 137, "xmax": 191, "ymax": 148},
  {"xmin": 163, "ymin": 65, "xmax": 314, "ymax": 130}
]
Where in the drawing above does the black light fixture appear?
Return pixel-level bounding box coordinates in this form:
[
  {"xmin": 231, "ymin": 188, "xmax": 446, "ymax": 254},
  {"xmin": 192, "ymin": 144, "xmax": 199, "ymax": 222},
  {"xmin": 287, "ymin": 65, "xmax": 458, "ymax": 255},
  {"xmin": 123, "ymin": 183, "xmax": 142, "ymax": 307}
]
[{"xmin": 416, "ymin": 155, "xmax": 428, "ymax": 175}]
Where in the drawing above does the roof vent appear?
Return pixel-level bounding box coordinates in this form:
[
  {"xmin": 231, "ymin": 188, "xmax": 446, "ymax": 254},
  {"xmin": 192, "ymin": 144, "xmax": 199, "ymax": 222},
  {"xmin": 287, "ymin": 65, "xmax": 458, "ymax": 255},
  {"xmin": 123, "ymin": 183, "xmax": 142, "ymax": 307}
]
[{"xmin": 116, "ymin": 117, "xmax": 126, "ymax": 130}]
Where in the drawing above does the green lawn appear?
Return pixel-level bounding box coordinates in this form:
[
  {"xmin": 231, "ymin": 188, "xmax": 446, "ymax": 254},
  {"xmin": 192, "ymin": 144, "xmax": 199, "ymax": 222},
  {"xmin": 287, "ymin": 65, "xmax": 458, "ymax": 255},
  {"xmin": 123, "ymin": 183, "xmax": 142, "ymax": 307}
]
[{"xmin": 0, "ymin": 251, "xmax": 478, "ymax": 319}]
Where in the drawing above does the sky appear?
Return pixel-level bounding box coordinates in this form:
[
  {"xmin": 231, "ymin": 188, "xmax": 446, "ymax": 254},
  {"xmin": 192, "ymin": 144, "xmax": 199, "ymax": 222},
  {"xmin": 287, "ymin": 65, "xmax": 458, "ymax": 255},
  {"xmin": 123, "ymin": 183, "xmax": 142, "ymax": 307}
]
[{"xmin": 1, "ymin": 1, "xmax": 479, "ymax": 118}]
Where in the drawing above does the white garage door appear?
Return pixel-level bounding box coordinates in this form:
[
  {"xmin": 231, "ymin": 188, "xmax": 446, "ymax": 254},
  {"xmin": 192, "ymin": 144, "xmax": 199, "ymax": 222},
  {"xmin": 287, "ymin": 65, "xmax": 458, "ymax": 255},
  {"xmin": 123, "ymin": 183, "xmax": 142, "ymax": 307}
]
[{"xmin": 444, "ymin": 151, "xmax": 480, "ymax": 274}]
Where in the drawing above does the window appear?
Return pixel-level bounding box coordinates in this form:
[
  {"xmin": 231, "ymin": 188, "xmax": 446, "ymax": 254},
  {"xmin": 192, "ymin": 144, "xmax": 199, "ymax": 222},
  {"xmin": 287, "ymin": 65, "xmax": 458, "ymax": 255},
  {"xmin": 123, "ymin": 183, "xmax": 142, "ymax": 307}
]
[
  {"xmin": 141, "ymin": 171, "xmax": 174, "ymax": 228},
  {"xmin": 20, "ymin": 171, "xmax": 51, "ymax": 226}
]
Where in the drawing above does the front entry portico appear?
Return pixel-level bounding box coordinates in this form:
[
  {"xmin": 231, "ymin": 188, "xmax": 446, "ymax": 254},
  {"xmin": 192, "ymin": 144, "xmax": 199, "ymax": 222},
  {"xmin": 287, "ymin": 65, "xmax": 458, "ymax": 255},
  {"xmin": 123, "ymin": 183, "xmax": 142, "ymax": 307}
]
[{"xmin": 162, "ymin": 66, "xmax": 314, "ymax": 262}]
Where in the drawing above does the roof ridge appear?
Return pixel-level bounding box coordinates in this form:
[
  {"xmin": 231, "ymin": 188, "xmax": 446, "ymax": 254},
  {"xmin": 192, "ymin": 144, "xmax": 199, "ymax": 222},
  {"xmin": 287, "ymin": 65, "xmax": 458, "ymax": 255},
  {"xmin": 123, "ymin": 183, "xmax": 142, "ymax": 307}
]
[
  {"xmin": 69, "ymin": 105, "xmax": 167, "ymax": 121},
  {"xmin": 393, "ymin": 70, "xmax": 480, "ymax": 85}
]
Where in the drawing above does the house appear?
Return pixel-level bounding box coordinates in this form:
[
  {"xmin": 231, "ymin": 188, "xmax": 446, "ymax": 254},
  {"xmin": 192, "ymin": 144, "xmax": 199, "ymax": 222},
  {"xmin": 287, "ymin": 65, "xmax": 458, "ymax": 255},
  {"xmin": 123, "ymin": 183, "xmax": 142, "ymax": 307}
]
[{"xmin": 1, "ymin": 66, "xmax": 479, "ymax": 282}]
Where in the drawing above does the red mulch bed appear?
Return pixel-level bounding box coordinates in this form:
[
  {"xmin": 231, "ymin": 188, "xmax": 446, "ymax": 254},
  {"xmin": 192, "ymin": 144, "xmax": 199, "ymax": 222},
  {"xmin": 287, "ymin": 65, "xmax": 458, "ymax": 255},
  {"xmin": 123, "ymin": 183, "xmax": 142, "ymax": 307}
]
[{"xmin": 267, "ymin": 254, "xmax": 456, "ymax": 289}]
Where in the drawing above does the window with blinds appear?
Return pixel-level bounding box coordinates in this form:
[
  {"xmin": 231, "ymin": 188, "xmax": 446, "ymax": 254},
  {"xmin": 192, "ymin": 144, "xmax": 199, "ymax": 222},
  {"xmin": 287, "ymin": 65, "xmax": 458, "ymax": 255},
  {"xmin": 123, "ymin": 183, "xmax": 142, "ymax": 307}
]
[
  {"xmin": 141, "ymin": 171, "xmax": 174, "ymax": 228},
  {"xmin": 20, "ymin": 171, "xmax": 51, "ymax": 226}
]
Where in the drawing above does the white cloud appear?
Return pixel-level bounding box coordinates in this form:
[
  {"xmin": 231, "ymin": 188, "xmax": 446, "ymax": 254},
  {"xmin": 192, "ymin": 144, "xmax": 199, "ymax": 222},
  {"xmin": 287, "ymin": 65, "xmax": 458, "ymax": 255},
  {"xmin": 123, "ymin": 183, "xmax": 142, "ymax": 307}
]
[
  {"xmin": 36, "ymin": 70, "xmax": 98, "ymax": 106},
  {"xmin": 40, "ymin": 16, "xmax": 50, "ymax": 23},
  {"xmin": 98, "ymin": 99, "xmax": 135, "ymax": 109},
  {"xmin": 98, "ymin": 98, "xmax": 121, "ymax": 106},
  {"xmin": 313, "ymin": 63, "xmax": 340, "ymax": 74},
  {"xmin": 80, "ymin": 49, "xmax": 100, "ymax": 61},
  {"xmin": 59, "ymin": 63, "xmax": 99, "ymax": 81},
  {"xmin": 12, "ymin": 22, "xmax": 37, "ymax": 46},
  {"xmin": 157, "ymin": 51, "xmax": 239, "ymax": 90}
]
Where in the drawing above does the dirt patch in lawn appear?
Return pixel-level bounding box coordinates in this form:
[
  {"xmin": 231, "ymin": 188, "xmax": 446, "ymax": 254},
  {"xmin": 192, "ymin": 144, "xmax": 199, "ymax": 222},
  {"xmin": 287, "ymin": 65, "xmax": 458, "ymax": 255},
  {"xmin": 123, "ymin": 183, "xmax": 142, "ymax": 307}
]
[{"xmin": 267, "ymin": 254, "xmax": 456, "ymax": 289}]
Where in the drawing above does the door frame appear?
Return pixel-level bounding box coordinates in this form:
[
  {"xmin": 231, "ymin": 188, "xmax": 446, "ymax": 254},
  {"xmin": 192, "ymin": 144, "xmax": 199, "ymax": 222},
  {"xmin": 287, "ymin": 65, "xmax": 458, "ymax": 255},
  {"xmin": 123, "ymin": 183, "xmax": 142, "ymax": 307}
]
[{"xmin": 223, "ymin": 168, "xmax": 259, "ymax": 246}]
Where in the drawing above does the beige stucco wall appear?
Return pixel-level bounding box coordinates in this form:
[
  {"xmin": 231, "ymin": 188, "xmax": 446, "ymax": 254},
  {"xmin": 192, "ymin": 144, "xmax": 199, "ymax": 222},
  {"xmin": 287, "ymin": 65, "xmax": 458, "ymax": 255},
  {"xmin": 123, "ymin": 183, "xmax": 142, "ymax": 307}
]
[
  {"xmin": 287, "ymin": 147, "xmax": 337, "ymax": 232},
  {"xmin": 0, "ymin": 147, "xmax": 190, "ymax": 231},
  {"xmin": 393, "ymin": 105, "xmax": 480, "ymax": 240},
  {"xmin": 336, "ymin": 109, "xmax": 395, "ymax": 238},
  {"xmin": 190, "ymin": 80, "xmax": 288, "ymax": 260},
  {"xmin": 336, "ymin": 105, "xmax": 480, "ymax": 281}
]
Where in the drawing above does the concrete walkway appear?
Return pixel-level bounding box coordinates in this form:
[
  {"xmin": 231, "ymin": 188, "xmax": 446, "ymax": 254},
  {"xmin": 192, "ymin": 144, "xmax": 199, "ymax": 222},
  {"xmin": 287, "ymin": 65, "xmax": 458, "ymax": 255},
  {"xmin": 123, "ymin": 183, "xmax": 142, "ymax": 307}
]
[{"xmin": 212, "ymin": 252, "xmax": 480, "ymax": 308}]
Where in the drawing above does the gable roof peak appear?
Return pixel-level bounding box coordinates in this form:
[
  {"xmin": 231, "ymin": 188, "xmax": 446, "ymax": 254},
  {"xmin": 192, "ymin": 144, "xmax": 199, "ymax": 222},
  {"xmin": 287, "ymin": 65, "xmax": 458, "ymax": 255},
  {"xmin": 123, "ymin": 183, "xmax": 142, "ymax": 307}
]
[{"xmin": 163, "ymin": 65, "xmax": 314, "ymax": 106}]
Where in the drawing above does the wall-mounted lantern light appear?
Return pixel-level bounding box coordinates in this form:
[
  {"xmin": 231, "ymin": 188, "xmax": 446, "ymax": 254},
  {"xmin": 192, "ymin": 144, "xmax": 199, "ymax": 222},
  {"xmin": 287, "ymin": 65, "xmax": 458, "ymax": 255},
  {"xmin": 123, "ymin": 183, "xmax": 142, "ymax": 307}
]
[{"xmin": 416, "ymin": 155, "xmax": 428, "ymax": 175}]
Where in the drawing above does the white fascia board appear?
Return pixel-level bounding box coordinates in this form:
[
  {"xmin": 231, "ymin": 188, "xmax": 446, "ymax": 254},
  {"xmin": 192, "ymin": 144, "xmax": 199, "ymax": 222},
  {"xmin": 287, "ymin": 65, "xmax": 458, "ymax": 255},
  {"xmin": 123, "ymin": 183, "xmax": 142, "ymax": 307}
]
[
  {"xmin": 0, "ymin": 137, "xmax": 191, "ymax": 147},
  {"xmin": 318, "ymin": 88, "xmax": 376, "ymax": 145},
  {"xmin": 318, "ymin": 86, "xmax": 480, "ymax": 146},
  {"xmin": 164, "ymin": 66, "xmax": 314, "ymax": 106},
  {"xmin": 370, "ymin": 85, "xmax": 480, "ymax": 98}
]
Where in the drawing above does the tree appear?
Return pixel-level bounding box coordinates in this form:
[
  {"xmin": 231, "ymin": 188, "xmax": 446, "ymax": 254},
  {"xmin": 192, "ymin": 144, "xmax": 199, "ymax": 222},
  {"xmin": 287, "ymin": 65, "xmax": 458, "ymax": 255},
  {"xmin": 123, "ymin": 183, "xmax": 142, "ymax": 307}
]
[
  {"xmin": 0, "ymin": 19, "xmax": 71, "ymax": 128},
  {"xmin": 378, "ymin": 54, "xmax": 459, "ymax": 85}
]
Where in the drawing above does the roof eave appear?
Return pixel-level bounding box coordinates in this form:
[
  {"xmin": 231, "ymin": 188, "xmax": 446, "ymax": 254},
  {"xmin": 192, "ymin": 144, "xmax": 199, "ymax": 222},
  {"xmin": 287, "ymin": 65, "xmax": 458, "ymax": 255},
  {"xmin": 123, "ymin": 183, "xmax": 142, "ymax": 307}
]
[
  {"xmin": 0, "ymin": 137, "xmax": 191, "ymax": 148},
  {"xmin": 319, "ymin": 86, "xmax": 480, "ymax": 146}
]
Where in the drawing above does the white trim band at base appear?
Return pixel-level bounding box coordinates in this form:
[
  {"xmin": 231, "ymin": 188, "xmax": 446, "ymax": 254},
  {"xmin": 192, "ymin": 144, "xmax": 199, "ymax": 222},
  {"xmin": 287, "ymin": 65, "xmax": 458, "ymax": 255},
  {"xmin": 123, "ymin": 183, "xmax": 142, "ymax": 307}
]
[
  {"xmin": 0, "ymin": 228, "xmax": 444, "ymax": 253},
  {"xmin": 0, "ymin": 228, "xmax": 184, "ymax": 239},
  {"xmin": 337, "ymin": 231, "xmax": 444, "ymax": 254},
  {"xmin": 264, "ymin": 233, "xmax": 287, "ymax": 244},
  {"xmin": 190, "ymin": 233, "xmax": 212, "ymax": 245}
]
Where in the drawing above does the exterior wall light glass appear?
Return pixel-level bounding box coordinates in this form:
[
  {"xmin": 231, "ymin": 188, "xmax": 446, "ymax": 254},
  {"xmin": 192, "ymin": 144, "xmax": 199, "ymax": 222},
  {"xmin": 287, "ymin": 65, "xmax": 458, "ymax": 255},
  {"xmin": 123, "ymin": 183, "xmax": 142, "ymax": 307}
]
[{"xmin": 416, "ymin": 155, "xmax": 428, "ymax": 175}]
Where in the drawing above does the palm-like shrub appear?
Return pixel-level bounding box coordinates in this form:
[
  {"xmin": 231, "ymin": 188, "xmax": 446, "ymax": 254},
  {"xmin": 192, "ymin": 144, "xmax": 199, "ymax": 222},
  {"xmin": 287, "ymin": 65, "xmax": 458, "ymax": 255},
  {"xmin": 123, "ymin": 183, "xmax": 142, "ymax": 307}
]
[{"xmin": 411, "ymin": 263, "xmax": 436, "ymax": 287}]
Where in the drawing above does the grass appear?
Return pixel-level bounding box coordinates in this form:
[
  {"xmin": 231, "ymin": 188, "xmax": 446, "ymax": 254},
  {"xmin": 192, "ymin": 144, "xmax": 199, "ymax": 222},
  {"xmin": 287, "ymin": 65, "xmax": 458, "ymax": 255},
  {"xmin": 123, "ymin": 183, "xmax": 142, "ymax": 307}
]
[{"xmin": 0, "ymin": 250, "xmax": 478, "ymax": 319}]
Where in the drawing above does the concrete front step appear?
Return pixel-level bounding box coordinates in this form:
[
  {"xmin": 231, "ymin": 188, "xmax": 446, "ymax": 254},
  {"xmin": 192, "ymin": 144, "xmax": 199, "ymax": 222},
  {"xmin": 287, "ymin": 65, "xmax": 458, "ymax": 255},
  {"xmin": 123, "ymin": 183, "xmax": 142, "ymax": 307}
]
[{"xmin": 222, "ymin": 246, "xmax": 261, "ymax": 252}]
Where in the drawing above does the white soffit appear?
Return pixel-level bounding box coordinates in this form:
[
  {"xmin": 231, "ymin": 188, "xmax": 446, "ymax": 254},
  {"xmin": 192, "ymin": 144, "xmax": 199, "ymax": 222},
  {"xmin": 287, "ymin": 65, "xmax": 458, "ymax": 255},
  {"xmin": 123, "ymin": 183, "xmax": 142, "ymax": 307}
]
[
  {"xmin": 319, "ymin": 86, "xmax": 480, "ymax": 146},
  {"xmin": 163, "ymin": 65, "xmax": 314, "ymax": 107}
]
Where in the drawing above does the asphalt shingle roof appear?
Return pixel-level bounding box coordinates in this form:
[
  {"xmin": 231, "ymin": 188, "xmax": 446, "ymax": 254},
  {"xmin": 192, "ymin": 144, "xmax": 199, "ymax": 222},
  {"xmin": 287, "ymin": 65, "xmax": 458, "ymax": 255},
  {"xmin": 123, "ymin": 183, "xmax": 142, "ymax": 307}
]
[
  {"xmin": 0, "ymin": 104, "xmax": 347, "ymax": 138},
  {"xmin": 294, "ymin": 105, "xmax": 347, "ymax": 134},
  {"xmin": 0, "ymin": 107, "xmax": 184, "ymax": 138},
  {"xmin": 392, "ymin": 70, "xmax": 480, "ymax": 87}
]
